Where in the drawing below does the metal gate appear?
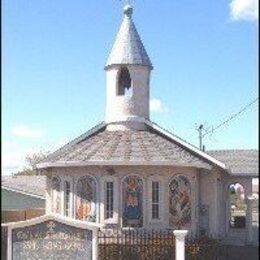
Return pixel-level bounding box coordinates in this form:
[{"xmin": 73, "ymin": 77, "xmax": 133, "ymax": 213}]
[{"xmin": 98, "ymin": 229, "xmax": 175, "ymax": 260}]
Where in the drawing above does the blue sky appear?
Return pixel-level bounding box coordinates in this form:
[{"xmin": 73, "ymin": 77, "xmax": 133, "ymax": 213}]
[{"xmin": 2, "ymin": 0, "xmax": 258, "ymax": 175}]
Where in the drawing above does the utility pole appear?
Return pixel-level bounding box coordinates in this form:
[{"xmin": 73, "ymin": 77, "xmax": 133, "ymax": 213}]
[
  {"xmin": 197, "ymin": 124, "xmax": 203, "ymax": 150},
  {"xmin": 195, "ymin": 97, "xmax": 258, "ymax": 151}
]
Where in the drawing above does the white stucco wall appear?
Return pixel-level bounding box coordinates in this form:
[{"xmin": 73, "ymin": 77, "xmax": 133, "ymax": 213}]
[
  {"xmin": 44, "ymin": 165, "xmax": 252, "ymax": 239},
  {"xmin": 105, "ymin": 65, "xmax": 150, "ymax": 126},
  {"xmin": 46, "ymin": 166, "xmax": 201, "ymax": 235},
  {"xmin": 199, "ymin": 168, "xmax": 230, "ymax": 238}
]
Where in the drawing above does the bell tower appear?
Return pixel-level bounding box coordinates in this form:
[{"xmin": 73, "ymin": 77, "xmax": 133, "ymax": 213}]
[{"xmin": 105, "ymin": 5, "xmax": 153, "ymax": 130}]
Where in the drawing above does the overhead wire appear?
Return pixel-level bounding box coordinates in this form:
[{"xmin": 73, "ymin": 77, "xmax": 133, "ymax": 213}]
[{"xmin": 202, "ymin": 97, "xmax": 258, "ymax": 138}]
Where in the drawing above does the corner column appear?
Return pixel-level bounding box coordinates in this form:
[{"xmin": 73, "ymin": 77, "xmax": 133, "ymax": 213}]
[
  {"xmin": 246, "ymin": 196, "xmax": 255, "ymax": 245},
  {"xmin": 191, "ymin": 173, "xmax": 199, "ymax": 236}
]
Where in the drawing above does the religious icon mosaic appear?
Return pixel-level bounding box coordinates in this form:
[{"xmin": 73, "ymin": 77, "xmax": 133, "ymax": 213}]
[
  {"xmin": 169, "ymin": 176, "xmax": 191, "ymax": 228},
  {"xmin": 52, "ymin": 177, "xmax": 61, "ymax": 214},
  {"xmin": 76, "ymin": 176, "xmax": 97, "ymax": 222},
  {"xmin": 122, "ymin": 176, "xmax": 143, "ymax": 227}
]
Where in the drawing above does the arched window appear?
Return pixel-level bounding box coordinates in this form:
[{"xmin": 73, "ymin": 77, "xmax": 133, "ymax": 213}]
[
  {"xmin": 76, "ymin": 176, "xmax": 97, "ymax": 222},
  {"xmin": 52, "ymin": 177, "xmax": 61, "ymax": 214},
  {"xmin": 122, "ymin": 176, "xmax": 143, "ymax": 227},
  {"xmin": 228, "ymin": 183, "xmax": 247, "ymax": 228},
  {"xmin": 117, "ymin": 67, "xmax": 132, "ymax": 96},
  {"xmin": 169, "ymin": 176, "xmax": 191, "ymax": 228}
]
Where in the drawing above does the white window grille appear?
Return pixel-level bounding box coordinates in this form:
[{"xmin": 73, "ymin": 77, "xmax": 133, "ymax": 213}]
[
  {"xmin": 152, "ymin": 181, "xmax": 160, "ymax": 219},
  {"xmin": 64, "ymin": 181, "xmax": 71, "ymax": 217},
  {"xmin": 105, "ymin": 181, "xmax": 114, "ymax": 219}
]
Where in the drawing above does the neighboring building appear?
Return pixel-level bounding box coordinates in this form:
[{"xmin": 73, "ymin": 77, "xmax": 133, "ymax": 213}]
[
  {"xmin": 207, "ymin": 150, "xmax": 258, "ymax": 178},
  {"xmin": 35, "ymin": 4, "xmax": 258, "ymax": 243},
  {"xmin": 1, "ymin": 175, "xmax": 46, "ymax": 210},
  {"xmin": 208, "ymin": 150, "xmax": 259, "ymax": 201}
]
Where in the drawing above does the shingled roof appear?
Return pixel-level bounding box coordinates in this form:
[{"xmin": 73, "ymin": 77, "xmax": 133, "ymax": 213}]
[
  {"xmin": 207, "ymin": 149, "xmax": 259, "ymax": 177},
  {"xmin": 105, "ymin": 5, "xmax": 153, "ymax": 69},
  {"xmin": 36, "ymin": 121, "xmax": 259, "ymax": 177},
  {"xmin": 2, "ymin": 175, "xmax": 46, "ymax": 198},
  {"xmin": 37, "ymin": 121, "xmax": 226, "ymax": 170}
]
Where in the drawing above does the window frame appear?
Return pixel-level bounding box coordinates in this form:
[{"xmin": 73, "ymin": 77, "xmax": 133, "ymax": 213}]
[
  {"xmin": 151, "ymin": 181, "xmax": 160, "ymax": 220},
  {"xmin": 101, "ymin": 176, "xmax": 118, "ymax": 224},
  {"xmin": 64, "ymin": 180, "xmax": 71, "ymax": 217},
  {"xmin": 148, "ymin": 176, "xmax": 162, "ymax": 223},
  {"xmin": 105, "ymin": 181, "xmax": 114, "ymax": 220}
]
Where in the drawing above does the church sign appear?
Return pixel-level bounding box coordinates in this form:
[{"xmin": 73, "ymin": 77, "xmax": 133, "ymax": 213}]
[{"xmin": 3, "ymin": 214, "xmax": 101, "ymax": 260}]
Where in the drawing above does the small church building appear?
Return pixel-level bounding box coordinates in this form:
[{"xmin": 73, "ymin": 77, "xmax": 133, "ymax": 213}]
[{"xmin": 36, "ymin": 5, "xmax": 258, "ymax": 242}]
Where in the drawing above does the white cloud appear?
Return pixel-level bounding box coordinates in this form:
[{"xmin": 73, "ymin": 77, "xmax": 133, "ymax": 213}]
[
  {"xmin": 2, "ymin": 141, "xmax": 29, "ymax": 174},
  {"xmin": 12, "ymin": 125, "xmax": 45, "ymax": 138},
  {"xmin": 230, "ymin": 0, "xmax": 258, "ymax": 21},
  {"xmin": 2, "ymin": 141, "xmax": 48, "ymax": 175},
  {"xmin": 150, "ymin": 98, "xmax": 168, "ymax": 113},
  {"xmin": 1, "ymin": 139, "xmax": 68, "ymax": 175}
]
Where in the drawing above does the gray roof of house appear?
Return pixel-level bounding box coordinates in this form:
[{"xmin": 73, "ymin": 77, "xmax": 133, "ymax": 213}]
[
  {"xmin": 207, "ymin": 150, "xmax": 259, "ymax": 176},
  {"xmin": 2, "ymin": 175, "xmax": 46, "ymax": 198},
  {"xmin": 40, "ymin": 123, "xmax": 211, "ymax": 169},
  {"xmin": 105, "ymin": 5, "xmax": 152, "ymax": 69}
]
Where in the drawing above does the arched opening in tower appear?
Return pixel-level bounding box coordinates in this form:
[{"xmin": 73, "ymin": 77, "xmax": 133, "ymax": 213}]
[{"xmin": 117, "ymin": 67, "xmax": 132, "ymax": 96}]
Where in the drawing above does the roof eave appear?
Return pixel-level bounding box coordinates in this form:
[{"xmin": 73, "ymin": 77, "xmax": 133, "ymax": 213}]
[
  {"xmin": 104, "ymin": 63, "xmax": 153, "ymax": 70},
  {"xmin": 36, "ymin": 160, "xmax": 212, "ymax": 170}
]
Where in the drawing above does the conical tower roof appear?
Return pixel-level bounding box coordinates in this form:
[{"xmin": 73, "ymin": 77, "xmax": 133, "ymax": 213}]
[{"xmin": 105, "ymin": 5, "xmax": 153, "ymax": 69}]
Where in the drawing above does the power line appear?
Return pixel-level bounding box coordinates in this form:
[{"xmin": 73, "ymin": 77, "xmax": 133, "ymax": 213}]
[{"xmin": 202, "ymin": 97, "xmax": 258, "ymax": 138}]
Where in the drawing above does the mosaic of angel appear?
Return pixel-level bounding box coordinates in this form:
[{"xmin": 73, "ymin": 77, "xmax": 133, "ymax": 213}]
[
  {"xmin": 76, "ymin": 176, "xmax": 96, "ymax": 222},
  {"xmin": 123, "ymin": 176, "xmax": 143, "ymax": 227},
  {"xmin": 169, "ymin": 176, "xmax": 191, "ymax": 228}
]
